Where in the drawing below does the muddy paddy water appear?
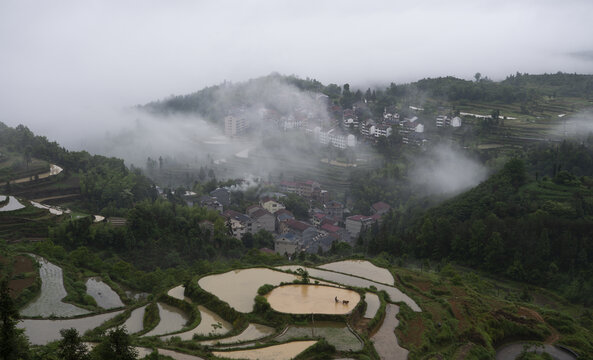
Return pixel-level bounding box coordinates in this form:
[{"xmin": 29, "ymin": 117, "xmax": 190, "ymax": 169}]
[
  {"xmin": 120, "ymin": 305, "xmax": 147, "ymax": 334},
  {"xmin": 160, "ymin": 305, "xmax": 232, "ymax": 341},
  {"xmin": 85, "ymin": 277, "xmax": 124, "ymax": 309},
  {"xmin": 198, "ymin": 268, "xmax": 297, "ymax": 313},
  {"xmin": 364, "ymin": 292, "xmax": 380, "ymax": 318},
  {"xmin": 319, "ymin": 260, "xmax": 395, "ymax": 285},
  {"xmin": 277, "ymin": 265, "xmax": 421, "ymax": 312},
  {"xmin": 143, "ymin": 303, "xmax": 189, "ymax": 337},
  {"xmin": 0, "ymin": 196, "xmax": 25, "ymax": 212},
  {"xmin": 212, "ymin": 340, "xmax": 317, "ymax": 360},
  {"xmin": 266, "ymin": 284, "xmax": 360, "ymax": 315},
  {"xmin": 168, "ymin": 285, "xmax": 192, "ymax": 303},
  {"xmin": 20, "ymin": 256, "xmax": 90, "ymax": 318},
  {"xmin": 198, "ymin": 323, "xmax": 274, "ymax": 347},
  {"xmin": 18, "ymin": 310, "xmax": 123, "ymax": 345}
]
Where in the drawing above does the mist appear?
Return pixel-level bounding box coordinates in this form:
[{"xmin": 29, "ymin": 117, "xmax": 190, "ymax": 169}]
[
  {"xmin": 555, "ymin": 111, "xmax": 593, "ymax": 138},
  {"xmin": 410, "ymin": 144, "xmax": 489, "ymax": 195},
  {"xmin": 1, "ymin": 0, "xmax": 593, "ymax": 145}
]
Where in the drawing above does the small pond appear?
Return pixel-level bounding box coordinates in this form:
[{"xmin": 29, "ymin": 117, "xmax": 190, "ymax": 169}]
[
  {"xmin": 212, "ymin": 340, "xmax": 317, "ymax": 360},
  {"xmin": 265, "ymin": 284, "xmax": 360, "ymax": 315},
  {"xmin": 85, "ymin": 277, "xmax": 124, "ymax": 309},
  {"xmin": 319, "ymin": 260, "xmax": 395, "ymax": 285}
]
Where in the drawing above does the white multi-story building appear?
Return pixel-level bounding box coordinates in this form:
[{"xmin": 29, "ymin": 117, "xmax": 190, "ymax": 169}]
[
  {"xmin": 225, "ymin": 115, "xmax": 247, "ymax": 138},
  {"xmin": 312, "ymin": 127, "xmax": 356, "ymax": 149}
]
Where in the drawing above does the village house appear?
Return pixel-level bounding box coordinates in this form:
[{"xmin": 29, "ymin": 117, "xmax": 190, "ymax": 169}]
[
  {"xmin": 370, "ymin": 201, "xmax": 391, "ymax": 216},
  {"xmin": 323, "ymin": 200, "xmax": 344, "ymax": 220},
  {"xmin": 199, "ymin": 195, "xmax": 224, "ymax": 213},
  {"xmin": 210, "ymin": 188, "xmax": 231, "ymax": 207},
  {"xmin": 223, "ymin": 210, "xmax": 253, "ymax": 240},
  {"xmin": 345, "ymin": 214, "xmax": 375, "ymax": 238},
  {"xmin": 251, "ymin": 209, "xmax": 275, "ymax": 233},
  {"xmin": 260, "ymin": 197, "xmax": 285, "ymax": 214},
  {"xmin": 274, "ymin": 232, "xmax": 300, "ymax": 256}
]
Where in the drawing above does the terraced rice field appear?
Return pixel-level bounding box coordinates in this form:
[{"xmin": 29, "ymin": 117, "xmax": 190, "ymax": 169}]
[
  {"xmin": 168, "ymin": 285, "xmax": 192, "ymax": 303},
  {"xmin": 276, "ymin": 321, "xmax": 362, "ymax": 352},
  {"xmin": 364, "ymin": 292, "xmax": 380, "ymax": 318},
  {"xmin": 198, "ymin": 268, "xmax": 297, "ymax": 313},
  {"xmin": 212, "ymin": 340, "xmax": 317, "ymax": 360},
  {"xmin": 85, "ymin": 277, "xmax": 124, "ymax": 309},
  {"xmin": 198, "ymin": 323, "xmax": 274, "ymax": 347},
  {"xmin": 18, "ymin": 310, "xmax": 123, "ymax": 345},
  {"xmin": 120, "ymin": 305, "xmax": 147, "ymax": 334},
  {"xmin": 371, "ymin": 304, "xmax": 408, "ymax": 360},
  {"xmin": 277, "ymin": 265, "xmax": 421, "ymax": 312},
  {"xmin": 0, "ymin": 196, "xmax": 25, "ymax": 212},
  {"xmin": 160, "ymin": 305, "xmax": 232, "ymax": 340},
  {"xmin": 143, "ymin": 302, "xmax": 189, "ymax": 337},
  {"xmin": 20, "ymin": 255, "xmax": 90, "ymax": 317},
  {"xmin": 319, "ymin": 260, "xmax": 395, "ymax": 285},
  {"xmin": 265, "ymin": 284, "xmax": 360, "ymax": 315}
]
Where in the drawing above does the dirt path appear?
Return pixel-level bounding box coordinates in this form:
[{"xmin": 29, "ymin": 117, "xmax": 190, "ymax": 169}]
[
  {"xmin": 32, "ymin": 193, "xmax": 79, "ymax": 202},
  {"xmin": 371, "ymin": 304, "xmax": 408, "ymax": 360}
]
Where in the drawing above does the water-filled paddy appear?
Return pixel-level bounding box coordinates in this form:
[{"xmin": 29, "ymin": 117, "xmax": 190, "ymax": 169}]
[
  {"xmin": 265, "ymin": 284, "xmax": 360, "ymax": 315},
  {"xmin": 199, "ymin": 323, "xmax": 274, "ymax": 346},
  {"xmin": 496, "ymin": 343, "xmax": 577, "ymax": 360},
  {"xmin": 160, "ymin": 305, "xmax": 231, "ymax": 341},
  {"xmin": 371, "ymin": 304, "xmax": 408, "ymax": 360},
  {"xmin": 85, "ymin": 277, "xmax": 124, "ymax": 309},
  {"xmin": 0, "ymin": 196, "xmax": 25, "ymax": 211},
  {"xmin": 18, "ymin": 310, "xmax": 123, "ymax": 345},
  {"xmin": 198, "ymin": 268, "xmax": 297, "ymax": 313},
  {"xmin": 212, "ymin": 340, "xmax": 317, "ymax": 360},
  {"xmin": 277, "ymin": 265, "xmax": 421, "ymax": 312},
  {"xmin": 168, "ymin": 285, "xmax": 192, "ymax": 303},
  {"xmin": 143, "ymin": 303, "xmax": 189, "ymax": 337},
  {"xmin": 20, "ymin": 256, "xmax": 90, "ymax": 317},
  {"xmin": 276, "ymin": 321, "xmax": 362, "ymax": 351},
  {"xmin": 319, "ymin": 260, "xmax": 395, "ymax": 285},
  {"xmin": 364, "ymin": 292, "xmax": 380, "ymax": 318},
  {"xmin": 120, "ymin": 305, "xmax": 147, "ymax": 334}
]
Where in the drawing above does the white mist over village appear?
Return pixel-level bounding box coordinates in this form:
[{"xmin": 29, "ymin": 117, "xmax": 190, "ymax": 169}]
[{"xmin": 1, "ymin": 1, "xmax": 593, "ymax": 360}]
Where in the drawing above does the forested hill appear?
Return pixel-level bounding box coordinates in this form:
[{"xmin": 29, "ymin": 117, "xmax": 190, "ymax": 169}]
[
  {"xmin": 140, "ymin": 72, "xmax": 593, "ymax": 120},
  {"xmin": 371, "ymin": 139, "xmax": 593, "ymax": 305}
]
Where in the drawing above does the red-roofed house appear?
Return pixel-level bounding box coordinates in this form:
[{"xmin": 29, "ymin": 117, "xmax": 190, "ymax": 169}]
[
  {"xmin": 371, "ymin": 201, "xmax": 391, "ymax": 215},
  {"xmin": 345, "ymin": 215, "xmax": 374, "ymax": 238}
]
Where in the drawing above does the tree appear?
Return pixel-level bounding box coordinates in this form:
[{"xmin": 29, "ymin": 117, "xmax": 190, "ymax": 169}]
[
  {"xmin": 0, "ymin": 279, "xmax": 30, "ymax": 360},
  {"xmin": 58, "ymin": 328, "xmax": 90, "ymax": 360},
  {"xmin": 474, "ymin": 72, "xmax": 482, "ymax": 82},
  {"xmin": 24, "ymin": 145, "xmax": 32, "ymax": 170},
  {"xmin": 91, "ymin": 327, "xmax": 137, "ymax": 360}
]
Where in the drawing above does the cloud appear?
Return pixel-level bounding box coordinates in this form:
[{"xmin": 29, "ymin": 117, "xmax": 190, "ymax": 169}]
[{"xmin": 410, "ymin": 144, "xmax": 489, "ymax": 195}]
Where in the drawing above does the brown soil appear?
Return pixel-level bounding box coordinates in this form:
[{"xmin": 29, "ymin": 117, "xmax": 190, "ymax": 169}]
[
  {"xmin": 411, "ymin": 280, "xmax": 431, "ymax": 292},
  {"xmin": 449, "ymin": 300, "xmax": 469, "ymax": 331},
  {"xmin": 13, "ymin": 255, "xmax": 34, "ymax": 274},
  {"xmin": 455, "ymin": 343, "xmax": 474, "ymax": 360},
  {"xmin": 7, "ymin": 255, "xmax": 37, "ymax": 298},
  {"xmin": 396, "ymin": 317, "xmax": 424, "ymax": 348},
  {"xmin": 517, "ymin": 306, "xmax": 544, "ymax": 323}
]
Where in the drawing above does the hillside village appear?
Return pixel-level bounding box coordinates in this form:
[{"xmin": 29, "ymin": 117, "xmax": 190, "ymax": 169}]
[
  {"xmin": 180, "ymin": 178, "xmax": 392, "ymax": 257},
  {"xmin": 223, "ymin": 94, "xmax": 464, "ymax": 149}
]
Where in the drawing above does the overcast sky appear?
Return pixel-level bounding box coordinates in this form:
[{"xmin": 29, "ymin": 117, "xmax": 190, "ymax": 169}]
[{"xmin": 1, "ymin": 0, "xmax": 592, "ymax": 145}]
